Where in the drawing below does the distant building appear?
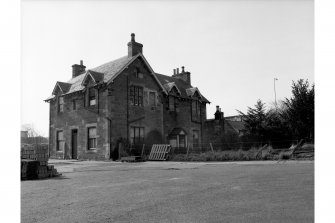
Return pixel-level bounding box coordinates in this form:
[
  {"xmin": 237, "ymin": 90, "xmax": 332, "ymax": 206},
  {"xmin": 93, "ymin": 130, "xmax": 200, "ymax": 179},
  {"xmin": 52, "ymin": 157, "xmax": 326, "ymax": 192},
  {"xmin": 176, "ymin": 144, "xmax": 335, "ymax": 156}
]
[
  {"xmin": 21, "ymin": 131, "xmax": 28, "ymax": 138},
  {"xmin": 224, "ymin": 115, "xmax": 245, "ymax": 136}
]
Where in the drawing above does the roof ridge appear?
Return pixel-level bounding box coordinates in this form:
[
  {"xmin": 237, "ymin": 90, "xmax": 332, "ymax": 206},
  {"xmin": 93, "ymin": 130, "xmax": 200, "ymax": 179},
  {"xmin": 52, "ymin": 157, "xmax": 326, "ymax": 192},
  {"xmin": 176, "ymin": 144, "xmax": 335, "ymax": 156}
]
[{"xmin": 90, "ymin": 55, "xmax": 129, "ymax": 71}]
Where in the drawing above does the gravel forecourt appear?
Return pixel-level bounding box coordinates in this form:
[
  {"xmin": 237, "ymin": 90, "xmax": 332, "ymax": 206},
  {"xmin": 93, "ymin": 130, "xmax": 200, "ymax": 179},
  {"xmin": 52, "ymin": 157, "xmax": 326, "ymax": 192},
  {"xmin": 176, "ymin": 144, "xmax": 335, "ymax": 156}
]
[{"xmin": 21, "ymin": 160, "xmax": 314, "ymax": 223}]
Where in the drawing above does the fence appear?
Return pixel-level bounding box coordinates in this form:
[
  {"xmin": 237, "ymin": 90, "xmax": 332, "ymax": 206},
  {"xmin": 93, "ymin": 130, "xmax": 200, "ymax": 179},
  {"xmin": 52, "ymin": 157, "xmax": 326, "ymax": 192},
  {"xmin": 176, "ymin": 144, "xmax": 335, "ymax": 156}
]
[{"xmin": 123, "ymin": 139, "xmax": 304, "ymax": 158}]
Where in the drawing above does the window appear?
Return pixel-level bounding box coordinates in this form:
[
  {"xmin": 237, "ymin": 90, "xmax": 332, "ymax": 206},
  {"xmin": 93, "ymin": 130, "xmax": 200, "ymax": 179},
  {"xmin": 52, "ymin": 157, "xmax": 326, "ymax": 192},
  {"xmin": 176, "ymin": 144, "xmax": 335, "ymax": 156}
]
[
  {"xmin": 89, "ymin": 88, "xmax": 96, "ymax": 106},
  {"xmin": 192, "ymin": 100, "xmax": 201, "ymax": 121},
  {"xmin": 135, "ymin": 68, "xmax": 143, "ymax": 79},
  {"xmin": 130, "ymin": 127, "xmax": 144, "ymax": 145},
  {"xmin": 88, "ymin": 127, "xmax": 97, "ymax": 149},
  {"xmin": 179, "ymin": 135, "xmax": 186, "ymax": 148},
  {"xmin": 192, "ymin": 130, "xmax": 199, "ymax": 147},
  {"xmin": 149, "ymin": 92, "xmax": 156, "ymax": 107},
  {"xmin": 169, "ymin": 96, "xmax": 175, "ymax": 111},
  {"xmin": 58, "ymin": 96, "xmax": 64, "ymax": 112},
  {"xmin": 73, "ymin": 99, "xmax": 78, "ymax": 110},
  {"xmin": 56, "ymin": 131, "xmax": 64, "ymax": 151},
  {"xmin": 135, "ymin": 68, "xmax": 139, "ymax": 78},
  {"xmin": 129, "ymin": 86, "xmax": 143, "ymax": 106}
]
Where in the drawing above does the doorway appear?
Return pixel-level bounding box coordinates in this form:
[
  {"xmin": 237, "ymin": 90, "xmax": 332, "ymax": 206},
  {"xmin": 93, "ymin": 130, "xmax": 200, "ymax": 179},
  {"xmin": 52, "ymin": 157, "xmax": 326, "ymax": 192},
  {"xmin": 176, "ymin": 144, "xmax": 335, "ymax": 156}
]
[{"xmin": 71, "ymin": 129, "xmax": 78, "ymax": 159}]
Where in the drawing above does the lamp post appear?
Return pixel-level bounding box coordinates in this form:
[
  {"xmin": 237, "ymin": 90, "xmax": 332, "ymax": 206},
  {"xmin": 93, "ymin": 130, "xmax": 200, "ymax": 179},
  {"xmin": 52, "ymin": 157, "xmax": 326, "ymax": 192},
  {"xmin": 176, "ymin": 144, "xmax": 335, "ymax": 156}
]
[{"xmin": 274, "ymin": 77, "xmax": 278, "ymax": 109}]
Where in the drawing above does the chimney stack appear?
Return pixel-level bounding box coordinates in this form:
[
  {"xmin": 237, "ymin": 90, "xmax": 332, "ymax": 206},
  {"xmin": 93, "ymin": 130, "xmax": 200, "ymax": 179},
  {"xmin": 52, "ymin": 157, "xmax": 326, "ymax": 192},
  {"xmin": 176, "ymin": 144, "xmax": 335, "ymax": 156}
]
[
  {"xmin": 172, "ymin": 66, "xmax": 191, "ymax": 85},
  {"xmin": 72, "ymin": 60, "xmax": 86, "ymax": 78},
  {"xmin": 127, "ymin": 33, "xmax": 143, "ymax": 57},
  {"xmin": 214, "ymin": 105, "xmax": 224, "ymax": 120}
]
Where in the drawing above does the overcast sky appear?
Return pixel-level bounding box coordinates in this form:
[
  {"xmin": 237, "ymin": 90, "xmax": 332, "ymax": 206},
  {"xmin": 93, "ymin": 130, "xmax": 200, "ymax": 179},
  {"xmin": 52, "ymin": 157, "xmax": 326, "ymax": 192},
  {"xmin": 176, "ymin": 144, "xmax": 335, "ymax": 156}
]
[{"xmin": 21, "ymin": 0, "xmax": 314, "ymax": 137}]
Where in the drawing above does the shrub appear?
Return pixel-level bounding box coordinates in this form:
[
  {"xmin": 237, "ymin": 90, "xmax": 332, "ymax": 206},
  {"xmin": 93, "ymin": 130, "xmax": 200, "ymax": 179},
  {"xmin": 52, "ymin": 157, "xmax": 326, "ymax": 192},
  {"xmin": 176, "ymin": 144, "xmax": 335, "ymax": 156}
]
[{"xmin": 279, "ymin": 151, "xmax": 291, "ymax": 160}]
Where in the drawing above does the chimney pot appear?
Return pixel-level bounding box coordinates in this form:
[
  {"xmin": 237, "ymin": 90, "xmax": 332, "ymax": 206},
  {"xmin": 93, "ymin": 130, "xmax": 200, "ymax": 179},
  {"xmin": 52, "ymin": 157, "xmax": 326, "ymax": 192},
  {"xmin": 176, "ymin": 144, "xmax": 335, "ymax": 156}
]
[
  {"xmin": 182, "ymin": 66, "xmax": 185, "ymax": 73},
  {"xmin": 131, "ymin": 33, "xmax": 135, "ymax": 42},
  {"xmin": 80, "ymin": 60, "xmax": 83, "ymax": 65},
  {"xmin": 216, "ymin": 106, "xmax": 220, "ymax": 111},
  {"xmin": 177, "ymin": 68, "xmax": 179, "ymax": 74}
]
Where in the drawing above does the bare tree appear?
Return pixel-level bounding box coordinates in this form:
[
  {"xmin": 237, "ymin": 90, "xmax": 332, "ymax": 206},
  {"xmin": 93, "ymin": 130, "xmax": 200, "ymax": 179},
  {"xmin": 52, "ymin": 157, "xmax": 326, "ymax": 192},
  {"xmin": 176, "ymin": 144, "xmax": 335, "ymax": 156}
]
[{"xmin": 21, "ymin": 124, "xmax": 47, "ymax": 144}]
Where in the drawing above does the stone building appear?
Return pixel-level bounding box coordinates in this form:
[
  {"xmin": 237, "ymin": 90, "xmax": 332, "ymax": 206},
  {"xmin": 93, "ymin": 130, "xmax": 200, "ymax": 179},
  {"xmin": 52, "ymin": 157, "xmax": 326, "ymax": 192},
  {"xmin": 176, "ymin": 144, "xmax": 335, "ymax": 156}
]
[{"xmin": 45, "ymin": 34, "xmax": 237, "ymax": 160}]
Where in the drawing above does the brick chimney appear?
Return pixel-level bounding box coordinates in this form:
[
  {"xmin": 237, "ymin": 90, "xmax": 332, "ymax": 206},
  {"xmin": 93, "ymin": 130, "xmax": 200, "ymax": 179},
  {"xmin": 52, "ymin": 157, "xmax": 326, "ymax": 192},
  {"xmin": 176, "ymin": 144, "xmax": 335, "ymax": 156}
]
[
  {"xmin": 172, "ymin": 66, "xmax": 191, "ymax": 85},
  {"xmin": 214, "ymin": 105, "xmax": 224, "ymax": 120},
  {"xmin": 72, "ymin": 60, "xmax": 86, "ymax": 78},
  {"xmin": 128, "ymin": 33, "xmax": 143, "ymax": 57}
]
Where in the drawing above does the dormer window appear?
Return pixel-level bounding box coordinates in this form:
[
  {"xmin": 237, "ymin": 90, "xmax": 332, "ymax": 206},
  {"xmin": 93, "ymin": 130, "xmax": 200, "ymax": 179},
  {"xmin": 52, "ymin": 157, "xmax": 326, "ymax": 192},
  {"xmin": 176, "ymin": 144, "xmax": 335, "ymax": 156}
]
[
  {"xmin": 58, "ymin": 96, "xmax": 64, "ymax": 112},
  {"xmin": 89, "ymin": 87, "xmax": 96, "ymax": 106}
]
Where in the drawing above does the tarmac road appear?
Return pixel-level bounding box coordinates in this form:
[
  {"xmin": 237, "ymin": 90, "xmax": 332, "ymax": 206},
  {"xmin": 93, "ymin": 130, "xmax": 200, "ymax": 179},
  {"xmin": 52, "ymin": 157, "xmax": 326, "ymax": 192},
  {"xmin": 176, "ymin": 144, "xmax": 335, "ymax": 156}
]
[{"xmin": 21, "ymin": 160, "xmax": 314, "ymax": 223}]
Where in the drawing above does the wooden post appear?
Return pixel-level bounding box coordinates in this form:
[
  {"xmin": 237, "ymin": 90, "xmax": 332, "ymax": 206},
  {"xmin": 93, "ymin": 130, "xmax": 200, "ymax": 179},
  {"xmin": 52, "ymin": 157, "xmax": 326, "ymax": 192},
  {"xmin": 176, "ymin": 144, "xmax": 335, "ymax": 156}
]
[
  {"xmin": 141, "ymin": 144, "xmax": 145, "ymax": 158},
  {"xmin": 210, "ymin": 143, "xmax": 214, "ymax": 154},
  {"xmin": 118, "ymin": 142, "xmax": 122, "ymax": 161},
  {"xmin": 186, "ymin": 144, "xmax": 190, "ymax": 157}
]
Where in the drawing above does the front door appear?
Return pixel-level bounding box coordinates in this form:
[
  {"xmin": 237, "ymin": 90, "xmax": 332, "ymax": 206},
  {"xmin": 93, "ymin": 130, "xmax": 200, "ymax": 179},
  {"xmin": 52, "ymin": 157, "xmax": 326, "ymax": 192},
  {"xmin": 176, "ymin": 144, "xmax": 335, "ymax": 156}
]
[{"xmin": 71, "ymin": 129, "xmax": 78, "ymax": 159}]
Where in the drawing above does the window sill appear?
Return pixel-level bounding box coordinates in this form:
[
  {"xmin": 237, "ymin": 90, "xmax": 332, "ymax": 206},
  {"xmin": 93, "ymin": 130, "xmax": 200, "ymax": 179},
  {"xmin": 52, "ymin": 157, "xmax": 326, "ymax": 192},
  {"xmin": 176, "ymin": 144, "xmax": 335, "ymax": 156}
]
[{"xmin": 86, "ymin": 149, "xmax": 97, "ymax": 153}]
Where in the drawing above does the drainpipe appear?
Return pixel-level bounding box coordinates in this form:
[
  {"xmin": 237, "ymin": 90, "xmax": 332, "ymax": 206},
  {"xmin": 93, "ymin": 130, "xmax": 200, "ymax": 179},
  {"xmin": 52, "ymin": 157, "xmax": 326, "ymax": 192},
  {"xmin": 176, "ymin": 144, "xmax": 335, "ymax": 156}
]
[
  {"xmin": 126, "ymin": 73, "xmax": 129, "ymax": 142},
  {"xmin": 200, "ymin": 103, "xmax": 203, "ymax": 149}
]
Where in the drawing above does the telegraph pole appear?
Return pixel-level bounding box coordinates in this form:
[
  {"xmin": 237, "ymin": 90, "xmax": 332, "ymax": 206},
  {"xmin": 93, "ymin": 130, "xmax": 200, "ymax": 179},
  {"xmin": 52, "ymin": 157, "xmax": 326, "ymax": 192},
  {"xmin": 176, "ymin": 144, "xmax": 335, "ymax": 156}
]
[{"xmin": 274, "ymin": 77, "xmax": 278, "ymax": 109}]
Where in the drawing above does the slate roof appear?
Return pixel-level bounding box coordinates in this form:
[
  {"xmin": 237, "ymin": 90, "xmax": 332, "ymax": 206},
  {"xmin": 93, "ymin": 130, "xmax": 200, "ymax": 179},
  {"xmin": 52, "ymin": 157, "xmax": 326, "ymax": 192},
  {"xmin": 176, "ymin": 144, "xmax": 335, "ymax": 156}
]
[
  {"xmin": 225, "ymin": 120, "xmax": 245, "ymax": 132},
  {"xmin": 51, "ymin": 56, "xmax": 133, "ymax": 97},
  {"xmin": 156, "ymin": 73, "xmax": 210, "ymax": 103},
  {"xmin": 90, "ymin": 56, "xmax": 133, "ymax": 82},
  {"xmin": 46, "ymin": 54, "xmax": 209, "ymax": 104}
]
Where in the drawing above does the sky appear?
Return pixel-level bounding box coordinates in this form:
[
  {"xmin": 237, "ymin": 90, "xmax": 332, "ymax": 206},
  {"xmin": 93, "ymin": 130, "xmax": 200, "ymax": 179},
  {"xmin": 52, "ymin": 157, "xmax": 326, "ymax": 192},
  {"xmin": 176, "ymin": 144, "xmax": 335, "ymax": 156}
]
[{"xmin": 21, "ymin": 0, "xmax": 314, "ymax": 137}]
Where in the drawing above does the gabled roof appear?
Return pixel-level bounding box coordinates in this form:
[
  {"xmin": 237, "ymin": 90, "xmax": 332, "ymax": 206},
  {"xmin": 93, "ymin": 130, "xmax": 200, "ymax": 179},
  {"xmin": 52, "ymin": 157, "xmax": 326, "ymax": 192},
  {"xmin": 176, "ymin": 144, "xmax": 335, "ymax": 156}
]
[
  {"xmin": 82, "ymin": 70, "xmax": 104, "ymax": 86},
  {"xmin": 185, "ymin": 87, "xmax": 202, "ymax": 98},
  {"xmin": 163, "ymin": 82, "xmax": 181, "ymax": 95},
  {"xmin": 156, "ymin": 73, "xmax": 210, "ymax": 103},
  {"xmin": 87, "ymin": 70, "xmax": 104, "ymax": 83},
  {"xmin": 169, "ymin": 127, "xmax": 187, "ymax": 136},
  {"xmin": 46, "ymin": 53, "xmax": 167, "ymax": 102},
  {"xmin": 52, "ymin": 81, "xmax": 72, "ymax": 95},
  {"xmin": 64, "ymin": 55, "xmax": 133, "ymax": 95}
]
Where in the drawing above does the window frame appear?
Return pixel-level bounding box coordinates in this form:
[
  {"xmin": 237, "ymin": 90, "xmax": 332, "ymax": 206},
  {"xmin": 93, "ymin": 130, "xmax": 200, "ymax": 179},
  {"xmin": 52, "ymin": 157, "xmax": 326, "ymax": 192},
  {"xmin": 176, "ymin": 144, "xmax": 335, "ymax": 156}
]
[
  {"xmin": 149, "ymin": 91, "xmax": 156, "ymax": 107},
  {"xmin": 56, "ymin": 130, "xmax": 64, "ymax": 151},
  {"xmin": 191, "ymin": 100, "xmax": 201, "ymax": 121},
  {"xmin": 130, "ymin": 126, "xmax": 144, "ymax": 145},
  {"xmin": 88, "ymin": 87, "xmax": 96, "ymax": 106},
  {"xmin": 58, "ymin": 96, "xmax": 64, "ymax": 112},
  {"xmin": 72, "ymin": 99, "xmax": 77, "ymax": 110},
  {"xmin": 87, "ymin": 127, "xmax": 97, "ymax": 150},
  {"xmin": 129, "ymin": 86, "xmax": 143, "ymax": 107},
  {"xmin": 169, "ymin": 96, "xmax": 176, "ymax": 111}
]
